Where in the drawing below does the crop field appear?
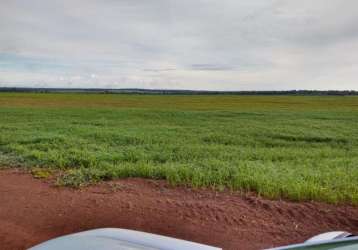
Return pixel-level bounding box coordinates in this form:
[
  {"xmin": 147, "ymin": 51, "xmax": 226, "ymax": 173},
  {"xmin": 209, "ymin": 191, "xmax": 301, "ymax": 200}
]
[{"xmin": 0, "ymin": 93, "xmax": 358, "ymax": 204}]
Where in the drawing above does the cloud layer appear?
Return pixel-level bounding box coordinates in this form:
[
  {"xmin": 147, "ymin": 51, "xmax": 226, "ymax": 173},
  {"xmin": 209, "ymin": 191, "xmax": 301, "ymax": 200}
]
[{"xmin": 1, "ymin": 0, "xmax": 358, "ymax": 90}]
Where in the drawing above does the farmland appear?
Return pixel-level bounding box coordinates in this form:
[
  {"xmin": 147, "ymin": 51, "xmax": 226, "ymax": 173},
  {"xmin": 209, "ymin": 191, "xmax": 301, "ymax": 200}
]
[{"xmin": 0, "ymin": 93, "xmax": 358, "ymax": 204}]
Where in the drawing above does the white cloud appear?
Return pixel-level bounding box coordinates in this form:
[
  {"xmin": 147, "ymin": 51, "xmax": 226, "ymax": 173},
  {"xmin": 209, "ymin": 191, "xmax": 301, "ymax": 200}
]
[{"xmin": 0, "ymin": 0, "xmax": 357, "ymax": 90}]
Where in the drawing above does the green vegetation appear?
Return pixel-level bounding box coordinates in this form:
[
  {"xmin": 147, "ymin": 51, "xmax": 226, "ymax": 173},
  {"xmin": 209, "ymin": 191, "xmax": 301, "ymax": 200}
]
[{"xmin": 0, "ymin": 93, "xmax": 358, "ymax": 204}]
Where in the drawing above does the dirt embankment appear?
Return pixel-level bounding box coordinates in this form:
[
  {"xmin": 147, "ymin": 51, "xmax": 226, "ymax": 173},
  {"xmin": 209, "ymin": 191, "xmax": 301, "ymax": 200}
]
[{"xmin": 0, "ymin": 169, "xmax": 357, "ymax": 250}]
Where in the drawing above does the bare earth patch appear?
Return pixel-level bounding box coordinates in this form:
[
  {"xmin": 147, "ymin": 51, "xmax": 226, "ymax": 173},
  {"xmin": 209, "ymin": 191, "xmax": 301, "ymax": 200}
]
[{"xmin": 0, "ymin": 169, "xmax": 357, "ymax": 250}]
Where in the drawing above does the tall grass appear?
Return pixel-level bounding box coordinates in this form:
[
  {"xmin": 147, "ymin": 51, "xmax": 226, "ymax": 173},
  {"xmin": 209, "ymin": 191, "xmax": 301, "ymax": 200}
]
[{"xmin": 0, "ymin": 93, "xmax": 358, "ymax": 204}]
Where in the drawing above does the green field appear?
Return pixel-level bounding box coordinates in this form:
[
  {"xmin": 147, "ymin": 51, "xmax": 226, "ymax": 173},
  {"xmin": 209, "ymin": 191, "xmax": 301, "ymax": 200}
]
[{"xmin": 1, "ymin": 93, "xmax": 358, "ymax": 204}]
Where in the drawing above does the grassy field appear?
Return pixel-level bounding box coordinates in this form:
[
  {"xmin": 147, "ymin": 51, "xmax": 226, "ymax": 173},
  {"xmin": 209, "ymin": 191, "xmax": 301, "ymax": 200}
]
[{"xmin": 0, "ymin": 93, "xmax": 358, "ymax": 204}]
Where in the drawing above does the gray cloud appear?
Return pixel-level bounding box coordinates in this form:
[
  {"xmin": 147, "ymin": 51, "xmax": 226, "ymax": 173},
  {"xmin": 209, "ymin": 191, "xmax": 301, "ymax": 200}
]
[
  {"xmin": 190, "ymin": 64, "xmax": 235, "ymax": 71},
  {"xmin": 0, "ymin": 0, "xmax": 357, "ymax": 90}
]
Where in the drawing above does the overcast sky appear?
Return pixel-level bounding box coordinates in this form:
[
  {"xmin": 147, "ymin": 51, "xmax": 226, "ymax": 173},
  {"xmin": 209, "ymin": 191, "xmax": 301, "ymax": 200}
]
[{"xmin": 1, "ymin": 0, "xmax": 357, "ymax": 90}]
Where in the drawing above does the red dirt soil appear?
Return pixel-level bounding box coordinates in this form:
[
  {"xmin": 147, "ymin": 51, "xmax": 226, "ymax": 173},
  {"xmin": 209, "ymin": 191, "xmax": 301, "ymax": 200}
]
[{"xmin": 0, "ymin": 169, "xmax": 357, "ymax": 250}]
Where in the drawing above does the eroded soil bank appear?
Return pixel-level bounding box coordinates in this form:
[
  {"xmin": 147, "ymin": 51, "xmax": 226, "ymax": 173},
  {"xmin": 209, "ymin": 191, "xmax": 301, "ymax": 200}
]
[{"xmin": 0, "ymin": 169, "xmax": 357, "ymax": 250}]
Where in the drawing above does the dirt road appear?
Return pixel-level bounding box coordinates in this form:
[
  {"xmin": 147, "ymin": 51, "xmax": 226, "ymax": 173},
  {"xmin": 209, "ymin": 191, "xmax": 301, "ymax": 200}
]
[{"xmin": 0, "ymin": 169, "xmax": 357, "ymax": 250}]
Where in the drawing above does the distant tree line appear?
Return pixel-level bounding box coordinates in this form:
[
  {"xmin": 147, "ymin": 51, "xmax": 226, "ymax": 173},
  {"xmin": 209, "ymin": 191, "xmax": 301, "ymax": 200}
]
[{"xmin": 0, "ymin": 87, "xmax": 357, "ymax": 96}]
